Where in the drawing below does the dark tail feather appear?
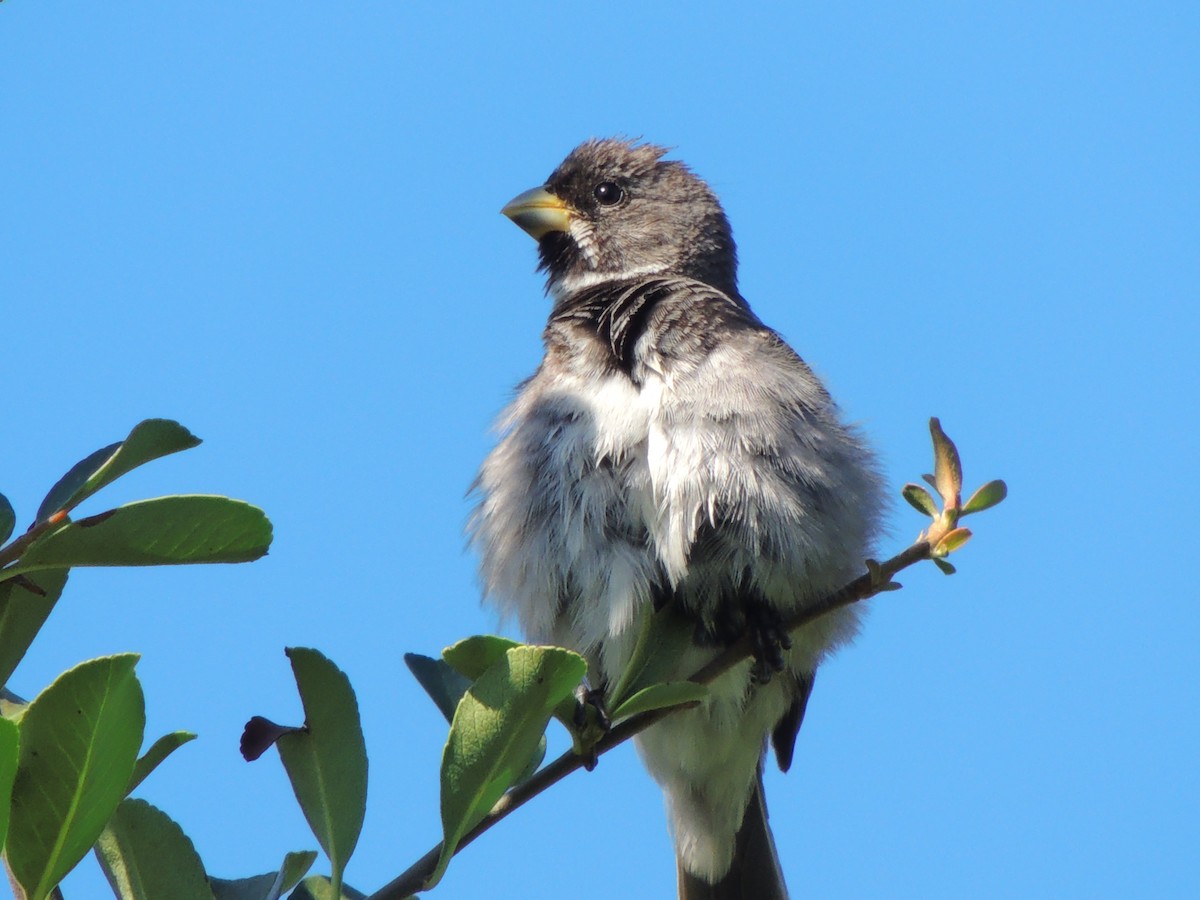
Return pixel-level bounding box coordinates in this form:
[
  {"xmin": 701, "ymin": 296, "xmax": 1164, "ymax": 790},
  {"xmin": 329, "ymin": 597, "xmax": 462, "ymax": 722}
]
[{"xmin": 677, "ymin": 770, "xmax": 788, "ymax": 900}]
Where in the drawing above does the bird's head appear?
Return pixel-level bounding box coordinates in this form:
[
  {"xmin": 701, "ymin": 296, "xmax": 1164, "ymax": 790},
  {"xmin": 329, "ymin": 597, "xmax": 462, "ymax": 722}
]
[{"xmin": 502, "ymin": 138, "xmax": 738, "ymax": 299}]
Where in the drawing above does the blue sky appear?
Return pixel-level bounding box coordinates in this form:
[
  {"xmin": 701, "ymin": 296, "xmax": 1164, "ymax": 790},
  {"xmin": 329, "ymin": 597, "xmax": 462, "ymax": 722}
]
[{"xmin": 2, "ymin": 2, "xmax": 1196, "ymax": 898}]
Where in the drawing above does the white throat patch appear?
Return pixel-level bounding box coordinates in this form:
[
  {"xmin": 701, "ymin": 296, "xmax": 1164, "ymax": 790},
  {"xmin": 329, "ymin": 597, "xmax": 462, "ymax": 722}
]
[{"xmin": 551, "ymin": 263, "xmax": 671, "ymax": 304}]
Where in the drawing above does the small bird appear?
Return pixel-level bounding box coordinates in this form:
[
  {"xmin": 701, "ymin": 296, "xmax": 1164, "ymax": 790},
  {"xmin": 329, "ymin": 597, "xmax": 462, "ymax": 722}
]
[{"xmin": 471, "ymin": 138, "xmax": 885, "ymax": 899}]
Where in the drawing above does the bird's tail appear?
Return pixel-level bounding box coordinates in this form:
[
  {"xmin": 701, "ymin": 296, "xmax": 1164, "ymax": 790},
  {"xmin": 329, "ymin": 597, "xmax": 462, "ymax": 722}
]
[{"xmin": 676, "ymin": 769, "xmax": 789, "ymax": 900}]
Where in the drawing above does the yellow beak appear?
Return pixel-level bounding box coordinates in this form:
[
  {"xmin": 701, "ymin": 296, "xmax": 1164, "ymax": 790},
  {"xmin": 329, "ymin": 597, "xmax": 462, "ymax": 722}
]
[{"xmin": 501, "ymin": 186, "xmax": 573, "ymax": 240}]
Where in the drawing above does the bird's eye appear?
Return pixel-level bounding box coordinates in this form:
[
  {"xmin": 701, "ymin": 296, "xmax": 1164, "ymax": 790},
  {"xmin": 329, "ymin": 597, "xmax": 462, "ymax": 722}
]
[{"xmin": 593, "ymin": 182, "xmax": 624, "ymax": 206}]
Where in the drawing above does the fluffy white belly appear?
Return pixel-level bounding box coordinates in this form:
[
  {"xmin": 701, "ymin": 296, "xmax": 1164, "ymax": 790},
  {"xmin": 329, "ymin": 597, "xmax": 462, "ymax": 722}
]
[{"xmin": 472, "ymin": 369, "xmax": 660, "ymax": 673}]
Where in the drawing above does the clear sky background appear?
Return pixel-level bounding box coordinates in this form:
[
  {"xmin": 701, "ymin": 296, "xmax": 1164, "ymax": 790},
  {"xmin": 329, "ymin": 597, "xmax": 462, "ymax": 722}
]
[{"xmin": 2, "ymin": 3, "xmax": 1196, "ymax": 898}]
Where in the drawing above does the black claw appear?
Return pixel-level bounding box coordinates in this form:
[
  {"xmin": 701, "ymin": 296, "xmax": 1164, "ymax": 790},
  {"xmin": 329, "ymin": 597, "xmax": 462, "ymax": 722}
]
[
  {"xmin": 573, "ymin": 686, "xmax": 611, "ymax": 771},
  {"xmin": 583, "ymin": 687, "xmax": 611, "ymax": 733},
  {"xmin": 681, "ymin": 589, "xmax": 792, "ymax": 684},
  {"xmin": 746, "ymin": 603, "xmax": 790, "ymax": 685}
]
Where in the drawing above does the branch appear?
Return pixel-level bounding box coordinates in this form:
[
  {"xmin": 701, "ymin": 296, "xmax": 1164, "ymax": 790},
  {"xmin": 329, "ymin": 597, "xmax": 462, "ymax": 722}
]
[
  {"xmin": 370, "ymin": 538, "xmax": 933, "ymax": 900},
  {"xmin": 0, "ymin": 512, "xmax": 66, "ymax": 572}
]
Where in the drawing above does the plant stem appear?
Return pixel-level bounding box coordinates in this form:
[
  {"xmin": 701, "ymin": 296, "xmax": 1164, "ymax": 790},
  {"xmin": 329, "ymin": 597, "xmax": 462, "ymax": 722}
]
[{"xmin": 0, "ymin": 514, "xmax": 65, "ymax": 572}]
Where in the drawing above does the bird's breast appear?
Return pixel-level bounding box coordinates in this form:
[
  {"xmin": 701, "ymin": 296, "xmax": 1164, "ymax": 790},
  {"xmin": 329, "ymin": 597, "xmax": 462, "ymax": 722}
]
[{"xmin": 473, "ymin": 365, "xmax": 663, "ymax": 658}]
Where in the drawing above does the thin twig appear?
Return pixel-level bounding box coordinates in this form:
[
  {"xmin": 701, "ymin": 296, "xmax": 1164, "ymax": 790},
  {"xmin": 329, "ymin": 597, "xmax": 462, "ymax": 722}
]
[
  {"xmin": 0, "ymin": 513, "xmax": 66, "ymax": 572},
  {"xmin": 369, "ymin": 539, "xmax": 932, "ymax": 900}
]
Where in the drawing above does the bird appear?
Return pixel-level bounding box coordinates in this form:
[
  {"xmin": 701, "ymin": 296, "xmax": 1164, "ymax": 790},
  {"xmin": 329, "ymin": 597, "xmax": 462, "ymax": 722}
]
[{"xmin": 470, "ymin": 138, "xmax": 885, "ymax": 899}]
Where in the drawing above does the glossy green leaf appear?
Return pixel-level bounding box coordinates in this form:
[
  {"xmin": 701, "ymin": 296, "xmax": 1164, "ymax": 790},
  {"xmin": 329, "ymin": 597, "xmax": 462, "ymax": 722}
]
[
  {"xmin": 609, "ymin": 681, "xmax": 709, "ymax": 721},
  {"xmin": 430, "ymin": 645, "xmax": 587, "ymax": 888},
  {"xmin": 8, "ymin": 495, "xmax": 272, "ymax": 578},
  {"xmin": 8, "ymin": 654, "xmax": 145, "ymax": 900},
  {"xmin": 287, "ymin": 875, "xmax": 367, "ymax": 900},
  {"xmin": 962, "ymin": 479, "xmax": 1008, "ymax": 515},
  {"xmin": 95, "ymin": 798, "xmax": 214, "ymax": 900},
  {"xmin": 36, "ymin": 419, "xmax": 201, "ymax": 523},
  {"xmin": 128, "ymin": 730, "xmax": 196, "ymax": 794},
  {"xmin": 929, "ymin": 417, "xmax": 963, "ymax": 509},
  {"xmin": 901, "ymin": 482, "xmax": 939, "ymax": 517},
  {"xmin": 210, "ymin": 850, "xmax": 318, "ymax": 900},
  {"xmin": 404, "ymin": 653, "xmax": 473, "ymax": 723},
  {"xmin": 36, "ymin": 443, "xmax": 120, "ymax": 524},
  {"xmin": 0, "ymin": 492, "xmax": 15, "ymax": 545},
  {"xmin": 276, "ymin": 648, "xmax": 367, "ymax": 900},
  {"xmin": 441, "ymin": 635, "xmax": 521, "ymax": 681},
  {"xmin": 0, "ymin": 716, "xmax": 19, "ymax": 849},
  {"xmin": 0, "ymin": 568, "xmax": 69, "ymax": 689}
]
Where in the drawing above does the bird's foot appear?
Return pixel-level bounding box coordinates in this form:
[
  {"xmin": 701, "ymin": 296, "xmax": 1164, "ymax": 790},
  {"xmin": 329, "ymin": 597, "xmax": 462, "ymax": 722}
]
[
  {"xmin": 747, "ymin": 604, "xmax": 792, "ymax": 685},
  {"xmin": 690, "ymin": 599, "xmax": 793, "ymax": 683},
  {"xmin": 571, "ymin": 686, "xmax": 611, "ymax": 771}
]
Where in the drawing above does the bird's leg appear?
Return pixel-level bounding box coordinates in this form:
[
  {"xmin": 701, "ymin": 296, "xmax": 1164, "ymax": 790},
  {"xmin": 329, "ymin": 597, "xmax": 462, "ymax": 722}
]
[
  {"xmin": 746, "ymin": 601, "xmax": 792, "ymax": 684},
  {"xmin": 691, "ymin": 591, "xmax": 792, "ymax": 683},
  {"xmin": 571, "ymin": 683, "xmax": 612, "ymax": 771}
]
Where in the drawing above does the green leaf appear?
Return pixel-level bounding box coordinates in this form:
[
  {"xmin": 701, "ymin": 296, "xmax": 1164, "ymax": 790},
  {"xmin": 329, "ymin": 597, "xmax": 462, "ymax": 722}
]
[
  {"xmin": 929, "ymin": 417, "xmax": 963, "ymax": 509},
  {"xmin": 37, "ymin": 443, "xmax": 120, "ymax": 524},
  {"xmin": 0, "ymin": 568, "xmax": 69, "ymax": 689},
  {"xmin": 430, "ymin": 645, "xmax": 587, "ymax": 889},
  {"xmin": 287, "ymin": 875, "xmax": 367, "ymax": 900},
  {"xmin": 94, "ymin": 798, "xmax": 214, "ymax": 900},
  {"xmin": 404, "ymin": 653, "xmax": 473, "ymax": 723},
  {"xmin": 932, "ymin": 557, "xmax": 957, "ymax": 575},
  {"xmin": 128, "ymin": 730, "xmax": 196, "ymax": 794},
  {"xmin": 274, "ymin": 851, "xmax": 321, "ymax": 898},
  {"xmin": 412, "ymin": 645, "xmax": 550, "ymax": 783},
  {"xmin": 512, "ymin": 734, "xmax": 548, "ymax": 786},
  {"xmin": 8, "ymin": 653, "xmax": 145, "ymax": 900},
  {"xmin": 8, "ymin": 495, "xmax": 272, "ymax": 578},
  {"xmin": 962, "ymin": 479, "xmax": 1008, "ymax": 515},
  {"xmin": 36, "ymin": 419, "xmax": 201, "ymax": 523},
  {"xmin": 609, "ymin": 681, "xmax": 708, "ymax": 721},
  {"xmin": 441, "ymin": 635, "xmax": 521, "ymax": 681},
  {"xmin": 0, "ymin": 716, "xmax": 19, "ymax": 849},
  {"xmin": 933, "ymin": 527, "xmax": 973, "ymax": 557},
  {"xmin": 276, "ymin": 649, "xmax": 367, "ymax": 900},
  {"xmin": 0, "ymin": 492, "xmax": 15, "ymax": 545},
  {"xmin": 210, "ymin": 850, "xmax": 318, "ymax": 900},
  {"xmin": 606, "ymin": 605, "xmax": 696, "ymax": 713},
  {"xmin": 901, "ymin": 482, "xmax": 939, "ymax": 517}
]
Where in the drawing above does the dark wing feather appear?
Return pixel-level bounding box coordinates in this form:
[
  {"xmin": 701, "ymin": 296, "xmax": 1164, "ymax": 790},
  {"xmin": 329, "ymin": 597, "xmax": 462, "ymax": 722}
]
[{"xmin": 772, "ymin": 672, "xmax": 816, "ymax": 773}]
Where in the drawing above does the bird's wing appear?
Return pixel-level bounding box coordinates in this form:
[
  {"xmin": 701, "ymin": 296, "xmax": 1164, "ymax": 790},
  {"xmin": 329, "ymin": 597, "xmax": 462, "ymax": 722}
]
[
  {"xmin": 625, "ymin": 277, "xmax": 876, "ymax": 605},
  {"xmin": 772, "ymin": 671, "xmax": 816, "ymax": 772}
]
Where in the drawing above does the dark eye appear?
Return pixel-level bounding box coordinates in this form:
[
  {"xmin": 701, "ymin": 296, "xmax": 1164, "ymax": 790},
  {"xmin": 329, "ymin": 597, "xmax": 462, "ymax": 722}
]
[{"xmin": 593, "ymin": 181, "xmax": 624, "ymax": 206}]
